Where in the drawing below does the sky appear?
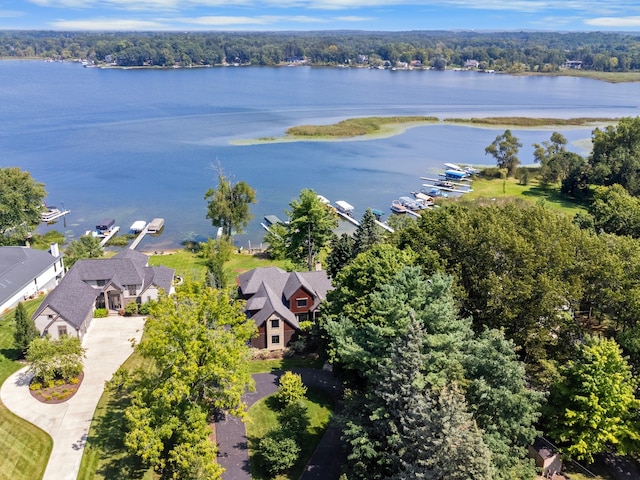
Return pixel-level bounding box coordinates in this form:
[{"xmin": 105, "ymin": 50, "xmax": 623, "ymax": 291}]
[{"xmin": 2, "ymin": 0, "xmax": 640, "ymax": 32}]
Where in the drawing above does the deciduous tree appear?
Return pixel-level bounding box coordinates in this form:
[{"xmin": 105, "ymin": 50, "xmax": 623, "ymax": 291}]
[
  {"xmin": 123, "ymin": 281, "xmax": 256, "ymax": 478},
  {"xmin": 546, "ymin": 335, "xmax": 640, "ymax": 462},
  {"xmin": 485, "ymin": 129, "xmax": 522, "ymax": 177},
  {"xmin": 205, "ymin": 168, "xmax": 256, "ymax": 238},
  {"xmin": 0, "ymin": 167, "xmax": 46, "ymax": 244},
  {"xmin": 63, "ymin": 235, "xmax": 103, "ymax": 268},
  {"xmin": 27, "ymin": 336, "xmax": 85, "ymax": 384}
]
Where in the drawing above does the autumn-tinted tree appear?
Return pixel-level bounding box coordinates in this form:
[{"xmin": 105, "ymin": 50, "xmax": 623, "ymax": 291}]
[
  {"xmin": 205, "ymin": 169, "xmax": 256, "ymax": 237},
  {"xmin": 0, "ymin": 167, "xmax": 46, "ymax": 244},
  {"xmin": 485, "ymin": 129, "xmax": 523, "ymax": 177},
  {"xmin": 123, "ymin": 281, "xmax": 256, "ymax": 478},
  {"xmin": 14, "ymin": 302, "xmax": 39, "ymax": 357},
  {"xmin": 546, "ymin": 335, "xmax": 640, "ymax": 462},
  {"xmin": 285, "ymin": 189, "xmax": 337, "ymax": 270}
]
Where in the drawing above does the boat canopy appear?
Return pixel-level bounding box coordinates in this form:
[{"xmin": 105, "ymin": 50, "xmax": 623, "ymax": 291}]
[
  {"xmin": 335, "ymin": 200, "xmax": 354, "ymax": 213},
  {"xmin": 96, "ymin": 218, "xmax": 115, "ymax": 231}
]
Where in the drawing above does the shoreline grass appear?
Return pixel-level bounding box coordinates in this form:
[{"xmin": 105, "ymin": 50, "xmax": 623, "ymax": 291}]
[
  {"xmin": 443, "ymin": 117, "xmax": 617, "ymax": 128},
  {"xmin": 285, "ymin": 116, "xmax": 438, "ymax": 138},
  {"xmin": 0, "ymin": 297, "xmax": 52, "ymax": 480}
]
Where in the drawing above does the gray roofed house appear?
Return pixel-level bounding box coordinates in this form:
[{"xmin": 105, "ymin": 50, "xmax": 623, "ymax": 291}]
[
  {"xmin": 237, "ymin": 267, "xmax": 332, "ymax": 350},
  {"xmin": 0, "ymin": 244, "xmax": 65, "ymax": 314},
  {"xmin": 32, "ymin": 249, "xmax": 174, "ymax": 341}
]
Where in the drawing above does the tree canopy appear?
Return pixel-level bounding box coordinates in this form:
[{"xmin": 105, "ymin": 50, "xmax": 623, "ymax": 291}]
[
  {"xmin": 0, "ymin": 167, "xmax": 46, "ymax": 244},
  {"xmin": 485, "ymin": 129, "xmax": 522, "ymax": 177},
  {"xmin": 205, "ymin": 169, "xmax": 256, "ymax": 238},
  {"xmin": 122, "ymin": 281, "xmax": 256, "ymax": 478}
]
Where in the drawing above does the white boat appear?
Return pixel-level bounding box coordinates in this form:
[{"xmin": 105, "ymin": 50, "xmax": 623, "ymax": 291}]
[
  {"xmin": 317, "ymin": 195, "xmax": 331, "ymax": 205},
  {"xmin": 444, "ymin": 162, "xmax": 464, "ymax": 171},
  {"xmin": 129, "ymin": 220, "xmax": 146, "ymax": 233},
  {"xmin": 421, "ymin": 187, "xmax": 449, "ymax": 198},
  {"xmin": 335, "ymin": 200, "xmax": 355, "ymax": 216},
  {"xmin": 41, "ymin": 205, "xmax": 70, "ymax": 223},
  {"xmin": 422, "ymin": 183, "xmax": 472, "ymax": 194},
  {"xmin": 147, "ymin": 218, "xmax": 164, "ymax": 233},
  {"xmin": 398, "ymin": 196, "xmax": 422, "ymax": 211},
  {"xmin": 412, "ymin": 191, "xmax": 435, "ymax": 206}
]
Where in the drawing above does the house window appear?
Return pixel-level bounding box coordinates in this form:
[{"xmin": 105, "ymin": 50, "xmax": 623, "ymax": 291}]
[
  {"xmin": 58, "ymin": 325, "xmax": 67, "ymax": 337},
  {"xmin": 271, "ymin": 319, "xmax": 279, "ymax": 329},
  {"xmin": 127, "ymin": 285, "xmax": 137, "ymax": 295},
  {"xmin": 296, "ymin": 298, "xmax": 308, "ymax": 308},
  {"xmin": 96, "ymin": 280, "xmax": 106, "ymax": 287},
  {"xmin": 271, "ymin": 335, "xmax": 280, "ymax": 345}
]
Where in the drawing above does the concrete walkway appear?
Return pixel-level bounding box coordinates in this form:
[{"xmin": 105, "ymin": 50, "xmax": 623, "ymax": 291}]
[
  {"xmin": 216, "ymin": 368, "xmax": 344, "ymax": 480},
  {"xmin": 0, "ymin": 316, "xmax": 145, "ymax": 480}
]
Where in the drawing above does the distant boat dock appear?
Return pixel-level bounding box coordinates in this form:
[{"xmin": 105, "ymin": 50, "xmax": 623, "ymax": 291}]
[{"xmin": 129, "ymin": 218, "xmax": 164, "ymax": 250}]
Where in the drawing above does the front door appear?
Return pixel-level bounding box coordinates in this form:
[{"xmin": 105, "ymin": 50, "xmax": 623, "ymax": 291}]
[{"xmin": 108, "ymin": 292, "xmax": 121, "ymax": 310}]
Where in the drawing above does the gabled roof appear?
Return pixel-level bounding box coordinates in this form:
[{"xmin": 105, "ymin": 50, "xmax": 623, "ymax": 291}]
[
  {"xmin": 0, "ymin": 246, "xmax": 60, "ymax": 308},
  {"xmin": 33, "ymin": 249, "xmax": 174, "ymax": 328},
  {"xmin": 237, "ymin": 267, "xmax": 333, "ymax": 330}
]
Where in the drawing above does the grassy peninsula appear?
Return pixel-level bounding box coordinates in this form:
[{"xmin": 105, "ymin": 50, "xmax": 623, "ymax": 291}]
[
  {"xmin": 443, "ymin": 117, "xmax": 616, "ymax": 127},
  {"xmin": 285, "ymin": 116, "xmax": 438, "ymax": 138}
]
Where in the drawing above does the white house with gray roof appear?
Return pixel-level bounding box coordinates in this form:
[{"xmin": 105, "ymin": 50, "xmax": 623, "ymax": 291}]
[
  {"xmin": 32, "ymin": 249, "xmax": 174, "ymax": 340},
  {"xmin": 0, "ymin": 244, "xmax": 64, "ymax": 314},
  {"xmin": 237, "ymin": 267, "xmax": 332, "ymax": 350}
]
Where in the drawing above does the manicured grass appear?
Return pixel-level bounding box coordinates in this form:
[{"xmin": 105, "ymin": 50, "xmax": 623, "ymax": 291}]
[
  {"xmin": 246, "ymin": 389, "xmax": 333, "ymax": 480},
  {"xmin": 0, "ymin": 297, "xmax": 53, "ymax": 480},
  {"xmin": 77, "ymin": 347, "xmax": 155, "ymax": 480},
  {"xmin": 285, "ymin": 116, "xmax": 438, "ymax": 138},
  {"xmin": 462, "ymin": 175, "xmax": 588, "ymax": 218},
  {"xmin": 247, "ymin": 357, "xmax": 325, "ymax": 375},
  {"xmin": 147, "ymin": 250, "xmax": 207, "ymax": 281},
  {"xmin": 226, "ymin": 252, "xmax": 292, "ymax": 281}
]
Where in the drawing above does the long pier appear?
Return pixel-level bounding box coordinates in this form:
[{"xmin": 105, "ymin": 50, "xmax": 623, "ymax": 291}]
[
  {"xmin": 129, "ymin": 223, "xmax": 149, "ymax": 250},
  {"xmin": 95, "ymin": 226, "xmax": 120, "ymax": 247}
]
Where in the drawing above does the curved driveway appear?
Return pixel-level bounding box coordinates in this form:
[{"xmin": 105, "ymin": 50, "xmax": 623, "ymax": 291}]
[
  {"xmin": 216, "ymin": 368, "xmax": 344, "ymax": 480},
  {"xmin": 0, "ymin": 316, "xmax": 145, "ymax": 480}
]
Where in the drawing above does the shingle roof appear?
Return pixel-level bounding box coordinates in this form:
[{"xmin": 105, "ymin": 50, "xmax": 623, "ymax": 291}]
[
  {"xmin": 237, "ymin": 267, "xmax": 332, "ymax": 330},
  {"xmin": 0, "ymin": 246, "xmax": 60, "ymax": 308},
  {"xmin": 33, "ymin": 250, "xmax": 174, "ymax": 327}
]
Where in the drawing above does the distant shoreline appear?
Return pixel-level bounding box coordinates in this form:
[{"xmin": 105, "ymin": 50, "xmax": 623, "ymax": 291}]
[{"xmin": 232, "ymin": 116, "xmax": 618, "ymax": 145}]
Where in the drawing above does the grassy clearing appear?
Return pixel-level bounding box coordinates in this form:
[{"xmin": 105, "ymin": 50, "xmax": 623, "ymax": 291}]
[
  {"xmin": 522, "ymin": 70, "xmax": 640, "ymax": 83},
  {"xmin": 247, "ymin": 357, "xmax": 325, "ymax": 375},
  {"xmin": 444, "ymin": 117, "xmax": 616, "ymax": 127},
  {"xmin": 0, "ymin": 297, "xmax": 52, "ymax": 480},
  {"xmin": 462, "ymin": 175, "xmax": 588, "ymax": 218},
  {"xmin": 148, "ymin": 250, "xmax": 291, "ymax": 285},
  {"xmin": 77, "ymin": 346, "xmax": 155, "ymax": 480},
  {"xmin": 246, "ymin": 389, "xmax": 333, "ymax": 480},
  {"xmin": 285, "ymin": 116, "xmax": 438, "ymax": 138}
]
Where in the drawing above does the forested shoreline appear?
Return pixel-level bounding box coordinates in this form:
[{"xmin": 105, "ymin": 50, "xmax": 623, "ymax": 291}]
[{"xmin": 3, "ymin": 30, "xmax": 640, "ymax": 72}]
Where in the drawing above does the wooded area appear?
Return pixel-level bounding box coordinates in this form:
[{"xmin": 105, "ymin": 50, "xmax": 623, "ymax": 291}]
[{"xmin": 3, "ymin": 30, "xmax": 640, "ymax": 72}]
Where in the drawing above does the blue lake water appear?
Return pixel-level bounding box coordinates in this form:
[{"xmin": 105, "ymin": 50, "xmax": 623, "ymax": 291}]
[{"xmin": 2, "ymin": 61, "xmax": 640, "ymax": 250}]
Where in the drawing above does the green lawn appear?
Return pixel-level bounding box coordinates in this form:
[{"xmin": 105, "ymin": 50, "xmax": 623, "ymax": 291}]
[
  {"xmin": 462, "ymin": 176, "xmax": 588, "ymax": 217},
  {"xmin": 0, "ymin": 298, "xmax": 52, "ymax": 480},
  {"xmin": 246, "ymin": 389, "xmax": 333, "ymax": 480},
  {"xmin": 247, "ymin": 357, "xmax": 325, "ymax": 375},
  {"xmin": 148, "ymin": 249, "xmax": 292, "ymax": 285}
]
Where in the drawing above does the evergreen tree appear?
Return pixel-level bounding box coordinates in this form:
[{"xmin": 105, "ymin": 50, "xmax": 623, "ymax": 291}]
[
  {"xmin": 14, "ymin": 302, "xmax": 39, "ymax": 357},
  {"xmin": 353, "ymin": 208, "xmax": 384, "ymax": 257},
  {"xmin": 326, "ymin": 233, "xmax": 354, "ymax": 279}
]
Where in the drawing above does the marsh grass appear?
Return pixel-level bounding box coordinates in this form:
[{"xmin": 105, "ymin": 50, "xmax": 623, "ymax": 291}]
[
  {"xmin": 444, "ymin": 117, "xmax": 616, "ymax": 127},
  {"xmin": 286, "ymin": 116, "xmax": 438, "ymax": 137}
]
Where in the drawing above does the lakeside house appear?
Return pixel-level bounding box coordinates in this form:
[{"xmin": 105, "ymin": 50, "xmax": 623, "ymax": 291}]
[
  {"xmin": 0, "ymin": 244, "xmax": 64, "ymax": 313},
  {"xmin": 32, "ymin": 249, "xmax": 174, "ymax": 340},
  {"xmin": 237, "ymin": 267, "xmax": 332, "ymax": 350}
]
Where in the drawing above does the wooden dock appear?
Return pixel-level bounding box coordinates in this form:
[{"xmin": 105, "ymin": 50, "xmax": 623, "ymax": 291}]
[
  {"xmin": 129, "ymin": 223, "xmax": 149, "ymax": 250},
  {"xmin": 96, "ymin": 226, "xmax": 120, "ymax": 247},
  {"xmin": 336, "ymin": 210, "xmax": 360, "ymax": 227}
]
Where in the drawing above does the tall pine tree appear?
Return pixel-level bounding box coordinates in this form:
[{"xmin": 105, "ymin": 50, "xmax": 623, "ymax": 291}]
[{"xmin": 14, "ymin": 302, "xmax": 39, "ymax": 357}]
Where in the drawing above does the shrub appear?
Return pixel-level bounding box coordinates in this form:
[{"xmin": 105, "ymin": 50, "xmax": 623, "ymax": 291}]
[
  {"xmin": 481, "ymin": 167, "xmax": 504, "ymax": 179},
  {"xmin": 275, "ymin": 372, "xmax": 307, "ymax": 408},
  {"xmin": 29, "ymin": 382, "xmax": 42, "ymax": 391},
  {"xmin": 94, "ymin": 308, "xmax": 108, "ymax": 318},
  {"xmin": 124, "ymin": 302, "xmax": 139, "ymax": 316},
  {"xmin": 54, "ymin": 378, "xmax": 65, "ymax": 386},
  {"xmin": 69, "ymin": 376, "xmax": 80, "ymax": 385},
  {"xmin": 257, "ymin": 428, "xmax": 300, "ymax": 475},
  {"xmin": 138, "ymin": 302, "xmax": 151, "ymax": 315}
]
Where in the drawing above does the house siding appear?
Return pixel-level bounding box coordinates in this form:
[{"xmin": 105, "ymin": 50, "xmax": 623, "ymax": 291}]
[
  {"xmin": 1, "ymin": 260, "xmax": 63, "ymax": 314},
  {"xmin": 289, "ymin": 287, "xmax": 313, "ymax": 315},
  {"xmin": 252, "ymin": 325, "xmax": 267, "ymax": 349}
]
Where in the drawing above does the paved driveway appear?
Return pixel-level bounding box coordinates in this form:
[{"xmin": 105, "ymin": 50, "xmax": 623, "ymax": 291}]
[
  {"xmin": 216, "ymin": 368, "xmax": 344, "ymax": 480},
  {"xmin": 0, "ymin": 316, "xmax": 145, "ymax": 480}
]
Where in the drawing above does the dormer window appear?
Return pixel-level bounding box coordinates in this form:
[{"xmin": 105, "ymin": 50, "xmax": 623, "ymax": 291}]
[
  {"xmin": 296, "ymin": 298, "xmax": 308, "ymax": 308},
  {"xmin": 96, "ymin": 280, "xmax": 106, "ymax": 287}
]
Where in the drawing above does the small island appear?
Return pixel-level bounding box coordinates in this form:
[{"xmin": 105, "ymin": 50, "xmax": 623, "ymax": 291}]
[{"xmin": 234, "ymin": 115, "xmax": 618, "ymax": 145}]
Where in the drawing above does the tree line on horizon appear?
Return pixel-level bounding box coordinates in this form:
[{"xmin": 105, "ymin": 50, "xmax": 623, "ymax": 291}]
[{"xmin": 2, "ymin": 30, "xmax": 640, "ymax": 72}]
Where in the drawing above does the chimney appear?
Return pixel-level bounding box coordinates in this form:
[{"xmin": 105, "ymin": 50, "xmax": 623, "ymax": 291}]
[{"xmin": 50, "ymin": 242, "xmax": 60, "ymax": 258}]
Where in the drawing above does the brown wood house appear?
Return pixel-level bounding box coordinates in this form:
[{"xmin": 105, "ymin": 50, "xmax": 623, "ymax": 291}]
[{"xmin": 237, "ymin": 267, "xmax": 332, "ymax": 350}]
